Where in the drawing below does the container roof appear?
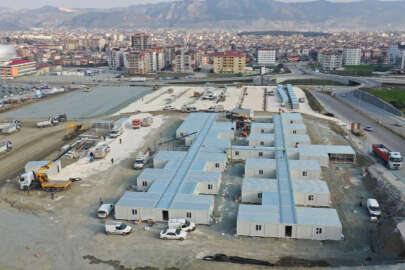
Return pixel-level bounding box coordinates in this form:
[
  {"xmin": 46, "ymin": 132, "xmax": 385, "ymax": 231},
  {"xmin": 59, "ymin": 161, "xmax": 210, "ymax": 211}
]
[{"xmin": 296, "ymin": 207, "xmax": 342, "ymax": 227}]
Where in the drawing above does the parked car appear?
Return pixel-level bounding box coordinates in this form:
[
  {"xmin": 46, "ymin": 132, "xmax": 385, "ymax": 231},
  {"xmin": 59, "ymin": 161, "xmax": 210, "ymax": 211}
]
[
  {"xmin": 160, "ymin": 228, "xmax": 187, "ymax": 240},
  {"xmin": 394, "ymin": 122, "xmax": 404, "ymax": 127},
  {"xmin": 133, "ymin": 151, "xmax": 150, "ymax": 170},
  {"xmin": 97, "ymin": 203, "xmax": 114, "ymax": 218},
  {"xmin": 105, "ymin": 221, "xmax": 132, "ymax": 235},
  {"xmin": 207, "ymin": 105, "xmax": 224, "ymax": 112},
  {"xmin": 163, "ymin": 105, "xmax": 175, "ymax": 111},
  {"xmin": 367, "ymin": 198, "xmax": 381, "ymax": 222},
  {"xmin": 364, "ymin": 126, "xmax": 373, "ymax": 132},
  {"xmin": 168, "ymin": 219, "xmax": 196, "ymax": 232}
]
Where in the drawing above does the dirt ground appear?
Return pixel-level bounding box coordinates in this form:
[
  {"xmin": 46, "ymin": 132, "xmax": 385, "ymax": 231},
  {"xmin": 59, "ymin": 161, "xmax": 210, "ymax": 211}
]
[{"xmin": 1, "ymin": 113, "xmax": 405, "ymax": 270}]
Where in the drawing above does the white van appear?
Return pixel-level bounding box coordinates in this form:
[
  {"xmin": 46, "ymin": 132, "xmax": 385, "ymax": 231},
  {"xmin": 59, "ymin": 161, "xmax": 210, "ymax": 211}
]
[
  {"xmin": 367, "ymin": 198, "xmax": 381, "ymax": 222},
  {"xmin": 168, "ymin": 219, "xmax": 196, "ymax": 232},
  {"xmin": 97, "ymin": 204, "xmax": 114, "ymax": 218},
  {"xmin": 105, "ymin": 221, "xmax": 132, "ymax": 235}
]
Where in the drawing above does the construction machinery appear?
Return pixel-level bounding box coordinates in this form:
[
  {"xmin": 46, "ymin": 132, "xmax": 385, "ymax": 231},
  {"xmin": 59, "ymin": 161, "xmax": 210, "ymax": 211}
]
[
  {"xmin": 19, "ymin": 143, "xmax": 81, "ymax": 191},
  {"xmin": 351, "ymin": 123, "xmax": 367, "ymax": 137},
  {"xmin": 64, "ymin": 122, "xmax": 86, "ymax": 140}
]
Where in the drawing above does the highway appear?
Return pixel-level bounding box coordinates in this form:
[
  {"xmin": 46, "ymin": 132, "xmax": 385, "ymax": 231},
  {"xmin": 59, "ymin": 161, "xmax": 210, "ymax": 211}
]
[{"xmin": 313, "ymin": 91, "xmax": 405, "ymax": 179}]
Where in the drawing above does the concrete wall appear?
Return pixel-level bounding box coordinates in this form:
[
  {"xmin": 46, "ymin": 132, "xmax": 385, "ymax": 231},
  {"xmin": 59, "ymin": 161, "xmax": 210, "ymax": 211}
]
[{"xmin": 353, "ymin": 89, "xmax": 402, "ymax": 116}]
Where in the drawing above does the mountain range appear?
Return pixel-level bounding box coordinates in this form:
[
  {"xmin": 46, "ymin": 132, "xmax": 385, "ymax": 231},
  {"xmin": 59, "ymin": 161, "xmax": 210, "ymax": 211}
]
[{"xmin": 1, "ymin": 0, "xmax": 405, "ymax": 31}]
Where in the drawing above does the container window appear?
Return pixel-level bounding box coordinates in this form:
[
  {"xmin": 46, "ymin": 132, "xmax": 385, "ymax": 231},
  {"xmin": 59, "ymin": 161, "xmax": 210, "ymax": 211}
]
[
  {"xmin": 308, "ymin": 195, "xmax": 314, "ymax": 201},
  {"xmin": 316, "ymin": 228, "xmax": 322, "ymax": 234},
  {"xmin": 208, "ymin": 184, "xmax": 213, "ymax": 190},
  {"xmin": 259, "ymin": 170, "xmax": 264, "ymax": 175},
  {"xmin": 215, "ymin": 163, "xmax": 220, "ymax": 168},
  {"xmin": 256, "ymin": 225, "xmax": 262, "ymax": 231},
  {"xmin": 132, "ymin": 209, "xmax": 138, "ymax": 215},
  {"xmin": 302, "ymin": 171, "xmax": 308, "ymax": 177},
  {"xmin": 186, "ymin": 212, "xmax": 192, "ymax": 218}
]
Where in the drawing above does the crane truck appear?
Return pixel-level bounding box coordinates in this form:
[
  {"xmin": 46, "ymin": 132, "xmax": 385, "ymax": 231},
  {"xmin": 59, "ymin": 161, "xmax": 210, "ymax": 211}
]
[
  {"xmin": 19, "ymin": 143, "xmax": 81, "ymax": 191},
  {"xmin": 372, "ymin": 144, "xmax": 402, "ymax": 170}
]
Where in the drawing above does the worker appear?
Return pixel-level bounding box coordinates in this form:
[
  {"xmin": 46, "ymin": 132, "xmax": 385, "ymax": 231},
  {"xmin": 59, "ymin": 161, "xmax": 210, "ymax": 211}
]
[
  {"xmin": 99, "ymin": 197, "xmax": 103, "ymax": 205},
  {"xmin": 89, "ymin": 152, "xmax": 94, "ymax": 162},
  {"xmin": 111, "ymin": 158, "xmax": 114, "ymax": 165},
  {"xmin": 119, "ymin": 138, "xmax": 122, "ymax": 144}
]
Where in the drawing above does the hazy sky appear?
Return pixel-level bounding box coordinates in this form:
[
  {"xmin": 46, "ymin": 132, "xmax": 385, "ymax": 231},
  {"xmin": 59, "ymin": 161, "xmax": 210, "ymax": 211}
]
[{"xmin": 0, "ymin": 0, "xmax": 393, "ymax": 9}]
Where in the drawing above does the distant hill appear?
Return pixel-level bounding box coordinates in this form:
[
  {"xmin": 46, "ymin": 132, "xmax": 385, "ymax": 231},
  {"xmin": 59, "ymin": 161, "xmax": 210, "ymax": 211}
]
[{"xmin": 1, "ymin": 0, "xmax": 405, "ymax": 30}]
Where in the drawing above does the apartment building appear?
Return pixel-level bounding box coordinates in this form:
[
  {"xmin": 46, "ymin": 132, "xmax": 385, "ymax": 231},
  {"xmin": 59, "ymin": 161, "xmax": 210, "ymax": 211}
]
[
  {"xmin": 319, "ymin": 50, "xmax": 343, "ymax": 71},
  {"xmin": 343, "ymin": 48, "xmax": 361, "ymax": 66},
  {"xmin": 131, "ymin": 33, "xmax": 152, "ymax": 51},
  {"xmin": 212, "ymin": 51, "xmax": 246, "ymax": 74},
  {"xmin": 257, "ymin": 49, "xmax": 276, "ymax": 65}
]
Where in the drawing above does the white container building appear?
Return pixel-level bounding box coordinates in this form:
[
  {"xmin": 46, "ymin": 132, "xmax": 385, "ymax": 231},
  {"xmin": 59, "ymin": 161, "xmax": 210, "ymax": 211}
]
[{"xmin": 115, "ymin": 113, "xmax": 234, "ymax": 224}]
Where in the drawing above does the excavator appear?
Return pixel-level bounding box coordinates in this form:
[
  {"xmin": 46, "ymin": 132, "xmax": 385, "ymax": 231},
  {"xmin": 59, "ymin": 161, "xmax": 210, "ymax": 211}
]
[
  {"xmin": 19, "ymin": 143, "xmax": 81, "ymax": 192},
  {"xmin": 64, "ymin": 122, "xmax": 86, "ymax": 140}
]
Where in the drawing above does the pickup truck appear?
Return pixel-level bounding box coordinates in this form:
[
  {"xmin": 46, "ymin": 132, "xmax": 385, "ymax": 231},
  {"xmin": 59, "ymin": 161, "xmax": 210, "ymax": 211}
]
[
  {"xmin": 105, "ymin": 222, "xmax": 132, "ymax": 235},
  {"xmin": 133, "ymin": 151, "xmax": 150, "ymax": 170},
  {"xmin": 36, "ymin": 117, "xmax": 58, "ymax": 128}
]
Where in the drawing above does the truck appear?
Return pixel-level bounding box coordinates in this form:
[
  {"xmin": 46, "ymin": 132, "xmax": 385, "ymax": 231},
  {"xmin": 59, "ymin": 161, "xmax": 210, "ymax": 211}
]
[
  {"xmin": 36, "ymin": 117, "xmax": 58, "ymax": 128},
  {"xmin": 133, "ymin": 150, "xmax": 150, "ymax": 170},
  {"xmin": 372, "ymin": 144, "xmax": 402, "ymax": 170},
  {"xmin": 109, "ymin": 118, "xmax": 128, "ymax": 138},
  {"xmin": 0, "ymin": 120, "xmax": 21, "ymax": 134},
  {"xmin": 19, "ymin": 143, "xmax": 81, "ymax": 191},
  {"xmin": 351, "ymin": 123, "xmax": 366, "ymax": 137},
  {"xmin": 132, "ymin": 119, "xmax": 141, "ymax": 129},
  {"xmin": 0, "ymin": 141, "xmax": 12, "ymax": 154},
  {"xmin": 141, "ymin": 117, "xmax": 153, "ymax": 127}
]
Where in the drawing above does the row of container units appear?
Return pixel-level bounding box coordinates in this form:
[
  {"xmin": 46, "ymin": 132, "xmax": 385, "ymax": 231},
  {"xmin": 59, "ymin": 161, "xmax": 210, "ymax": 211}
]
[
  {"xmin": 241, "ymin": 178, "xmax": 330, "ymax": 207},
  {"xmin": 244, "ymin": 159, "xmax": 322, "ymax": 180},
  {"xmin": 237, "ymin": 205, "xmax": 342, "ymax": 240},
  {"xmin": 286, "ymin": 84, "xmax": 299, "ymax": 109},
  {"xmin": 277, "ymin": 84, "xmax": 289, "ymax": 107},
  {"xmin": 248, "ymin": 133, "xmax": 311, "ymax": 148},
  {"xmin": 114, "ymin": 192, "xmax": 214, "ymax": 224}
]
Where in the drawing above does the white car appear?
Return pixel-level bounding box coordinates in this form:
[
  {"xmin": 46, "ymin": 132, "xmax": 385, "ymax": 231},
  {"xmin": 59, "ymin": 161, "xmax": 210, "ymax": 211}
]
[
  {"xmin": 160, "ymin": 228, "xmax": 187, "ymax": 240},
  {"xmin": 364, "ymin": 126, "xmax": 373, "ymax": 132},
  {"xmin": 97, "ymin": 203, "xmax": 114, "ymax": 218},
  {"xmin": 168, "ymin": 219, "xmax": 196, "ymax": 232},
  {"xmin": 105, "ymin": 222, "xmax": 132, "ymax": 235},
  {"xmin": 367, "ymin": 198, "xmax": 381, "ymax": 222},
  {"xmin": 163, "ymin": 105, "xmax": 175, "ymax": 111}
]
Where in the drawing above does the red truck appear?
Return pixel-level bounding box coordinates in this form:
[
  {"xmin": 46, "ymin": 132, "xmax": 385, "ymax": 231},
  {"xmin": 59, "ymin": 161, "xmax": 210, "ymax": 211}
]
[
  {"xmin": 372, "ymin": 144, "xmax": 402, "ymax": 170},
  {"xmin": 132, "ymin": 119, "xmax": 141, "ymax": 129}
]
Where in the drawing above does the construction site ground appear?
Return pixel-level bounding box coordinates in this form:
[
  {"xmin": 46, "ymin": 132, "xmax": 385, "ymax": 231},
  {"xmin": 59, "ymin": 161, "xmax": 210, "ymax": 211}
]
[{"xmin": 0, "ymin": 113, "xmax": 405, "ymax": 270}]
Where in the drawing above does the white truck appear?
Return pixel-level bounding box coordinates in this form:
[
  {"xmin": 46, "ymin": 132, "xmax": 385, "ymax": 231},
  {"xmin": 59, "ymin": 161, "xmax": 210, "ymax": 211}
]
[
  {"xmin": 105, "ymin": 221, "xmax": 132, "ymax": 235},
  {"xmin": 0, "ymin": 120, "xmax": 21, "ymax": 134},
  {"xmin": 36, "ymin": 117, "xmax": 58, "ymax": 128},
  {"xmin": 109, "ymin": 118, "xmax": 128, "ymax": 138},
  {"xmin": 0, "ymin": 141, "xmax": 12, "ymax": 154},
  {"xmin": 133, "ymin": 151, "xmax": 150, "ymax": 170}
]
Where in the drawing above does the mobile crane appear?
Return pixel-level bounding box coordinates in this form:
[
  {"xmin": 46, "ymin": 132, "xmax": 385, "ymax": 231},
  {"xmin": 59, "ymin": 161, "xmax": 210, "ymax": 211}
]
[{"xmin": 19, "ymin": 143, "xmax": 81, "ymax": 191}]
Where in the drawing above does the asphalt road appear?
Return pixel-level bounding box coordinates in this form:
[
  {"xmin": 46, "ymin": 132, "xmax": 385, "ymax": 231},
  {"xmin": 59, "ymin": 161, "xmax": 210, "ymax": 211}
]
[{"xmin": 313, "ymin": 91, "xmax": 405, "ymax": 179}]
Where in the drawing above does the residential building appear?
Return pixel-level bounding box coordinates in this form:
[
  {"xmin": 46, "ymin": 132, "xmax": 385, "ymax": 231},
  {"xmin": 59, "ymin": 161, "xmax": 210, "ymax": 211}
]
[
  {"xmin": 124, "ymin": 51, "xmax": 146, "ymax": 75},
  {"xmin": 174, "ymin": 50, "xmax": 193, "ymax": 73},
  {"xmin": 131, "ymin": 33, "xmax": 152, "ymax": 51},
  {"xmin": 0, "ymin": 59, "xmax": 37, "ymax": 79},
  {"xmin": 343, "ymin": 48, "xmax": 361, "ymax": 66},
  {"xmin": 257, "ymin": 49, "xmax": 276, "ymax": 65},
  {"xmin": 107, "ymin": 47, "xmax": 125, "ymax": 70},
  {"xmin": 213, "ymin": 51, "xmax": 246, "ymax": 74},
  {"xmin": 319, "ymin": 50, "xmax": 343, "ymax": 71}
]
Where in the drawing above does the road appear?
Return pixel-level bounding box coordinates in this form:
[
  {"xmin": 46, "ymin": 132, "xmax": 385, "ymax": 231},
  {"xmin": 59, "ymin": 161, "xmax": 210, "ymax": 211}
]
[{"xmin": 313, "ymin": 91, "xmax": 405, "ymax": 180}]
